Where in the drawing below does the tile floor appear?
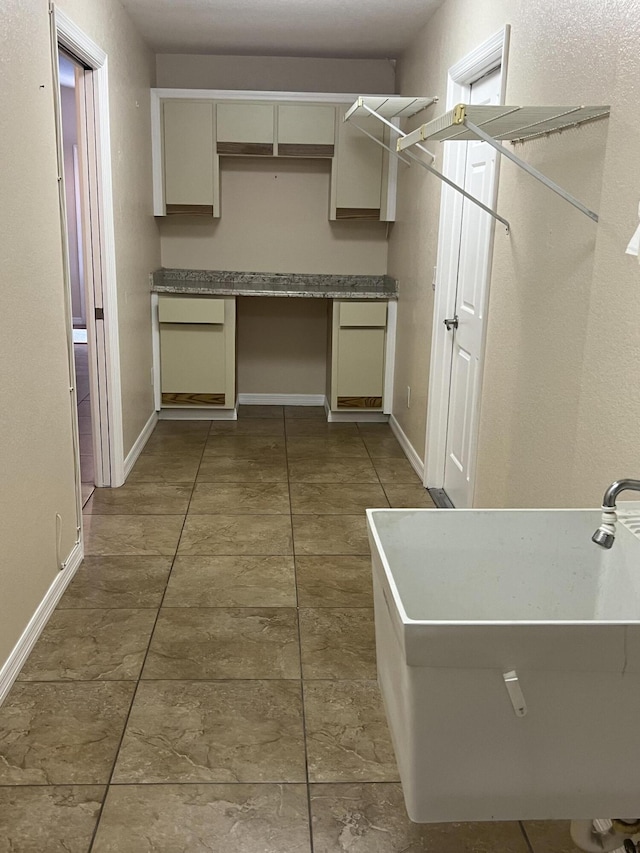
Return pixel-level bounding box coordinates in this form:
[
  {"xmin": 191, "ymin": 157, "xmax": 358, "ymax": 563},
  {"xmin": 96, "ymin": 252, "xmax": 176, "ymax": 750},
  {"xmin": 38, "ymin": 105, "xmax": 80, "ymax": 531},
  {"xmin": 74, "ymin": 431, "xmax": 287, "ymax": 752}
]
[{"xmin": 0, "ymin": 406, "xmax": 578, "ymax": 852}]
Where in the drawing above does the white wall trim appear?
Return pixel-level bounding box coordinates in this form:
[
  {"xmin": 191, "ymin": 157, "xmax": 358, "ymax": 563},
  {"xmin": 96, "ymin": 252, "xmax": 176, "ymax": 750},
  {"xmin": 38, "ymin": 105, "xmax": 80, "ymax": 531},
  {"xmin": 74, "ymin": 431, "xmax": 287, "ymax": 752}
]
[
  {"xmin": 159, "ymin": 408, "xmax": 238, "ymax": 420},
  {"xmin": 238, "ymin": 393, "xmax": 326, "ymax": 406},
  {"xmin": 0, "ymin": 543, "xmax": 84, "ymax": 706},
  {"xmin": 54, "ymin": 6, "xmax": 125, "ymax": 488},
  {"xmin": 424, "ymin": 25, "xmax": 510, "ymax": 494},
  {"xmin": 123, "ymin": 411, "xmax": 158, "ymax": 479},
  {"xmin": 153, "ymin": 88, "xmax": 361, "ymax": 103},
  {"xmin": 390, "ymin": 414, "xmax": 425, "ymax": 480}
]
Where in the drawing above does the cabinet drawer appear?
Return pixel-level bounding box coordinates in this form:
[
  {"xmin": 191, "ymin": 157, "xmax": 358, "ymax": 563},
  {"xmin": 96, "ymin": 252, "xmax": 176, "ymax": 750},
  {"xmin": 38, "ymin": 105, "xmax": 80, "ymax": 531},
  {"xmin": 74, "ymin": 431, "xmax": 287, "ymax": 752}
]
[
  {"xmin": 158, "ymin": 296, "xmax": 225, "ymax": 324},
  {"xmin": 339, "ymin": 301, "xmax": 387, "ymax": 327}
]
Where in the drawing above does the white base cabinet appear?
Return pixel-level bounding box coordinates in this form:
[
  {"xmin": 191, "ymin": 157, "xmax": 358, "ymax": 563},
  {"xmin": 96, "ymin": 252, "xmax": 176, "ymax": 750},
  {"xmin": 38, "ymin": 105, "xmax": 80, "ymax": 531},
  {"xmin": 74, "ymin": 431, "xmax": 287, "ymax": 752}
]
[
  {"xmin": 158, "ymin": 295, "xmax": 235, "ymax": 408},
  {"xmin": 330, "ymin": 300, "xmax": 388, "ymax": 411}
]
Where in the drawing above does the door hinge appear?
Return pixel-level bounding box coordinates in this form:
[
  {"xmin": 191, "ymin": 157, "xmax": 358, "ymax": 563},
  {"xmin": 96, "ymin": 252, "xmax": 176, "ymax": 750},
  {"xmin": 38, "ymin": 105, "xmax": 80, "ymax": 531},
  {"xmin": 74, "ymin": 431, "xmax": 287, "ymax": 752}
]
[{"xmin": 95, "ymin": 307, "xmax": 104, "ymax": 321}]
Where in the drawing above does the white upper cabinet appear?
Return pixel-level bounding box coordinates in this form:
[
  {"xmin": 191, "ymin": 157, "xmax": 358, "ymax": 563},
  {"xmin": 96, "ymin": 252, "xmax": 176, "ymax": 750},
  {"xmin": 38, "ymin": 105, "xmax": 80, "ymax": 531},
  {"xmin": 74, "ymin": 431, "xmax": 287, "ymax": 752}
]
[
  {"xmin": 153, "ymin": 93, "xmax": 396, "ymax": 222},
  {"xmin": 216, "ymin": 103, "xmax": 275, "ymax": 155},
  {"xmin": 163, "ymin": 101, "xmax": 215, "ymax": 215},
  {"xmin": 330, "ymin": 107, "xmax": 384, "ymax": 221},
  {"xmin": 277, "ymin": 105, "xmax": 335, "ymax": 157}
]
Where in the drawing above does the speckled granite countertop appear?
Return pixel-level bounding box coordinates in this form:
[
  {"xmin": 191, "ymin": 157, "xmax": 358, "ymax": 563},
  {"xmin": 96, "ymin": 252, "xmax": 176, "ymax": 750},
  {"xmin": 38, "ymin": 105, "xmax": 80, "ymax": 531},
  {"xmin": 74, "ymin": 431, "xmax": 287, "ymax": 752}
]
[{"xmin": 151, "ymin": 268, "xmax": 397, "ymax": 299}]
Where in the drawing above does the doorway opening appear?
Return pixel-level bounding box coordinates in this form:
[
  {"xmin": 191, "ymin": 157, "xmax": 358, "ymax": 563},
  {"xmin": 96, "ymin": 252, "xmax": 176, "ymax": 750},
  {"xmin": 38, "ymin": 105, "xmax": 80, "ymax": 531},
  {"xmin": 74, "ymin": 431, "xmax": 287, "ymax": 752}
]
[
  {"xmin": 58, "ymin": 49, "xmax": 95, "ymax": 504},
  {"xmin": 425, "ymin": 27, "xmax": 510, "ymax": 508},
  {"xmin": 52, "ymin": 5, "xmax": 126, "ymax": 512}
]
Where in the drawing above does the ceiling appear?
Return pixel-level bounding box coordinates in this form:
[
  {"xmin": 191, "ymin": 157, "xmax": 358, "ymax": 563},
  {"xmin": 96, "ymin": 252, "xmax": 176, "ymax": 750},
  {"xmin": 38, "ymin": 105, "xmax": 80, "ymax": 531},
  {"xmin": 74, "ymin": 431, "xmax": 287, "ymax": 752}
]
[{"xmin": 119, "ymin": 0, "xmax": 443, "ymax": 58}]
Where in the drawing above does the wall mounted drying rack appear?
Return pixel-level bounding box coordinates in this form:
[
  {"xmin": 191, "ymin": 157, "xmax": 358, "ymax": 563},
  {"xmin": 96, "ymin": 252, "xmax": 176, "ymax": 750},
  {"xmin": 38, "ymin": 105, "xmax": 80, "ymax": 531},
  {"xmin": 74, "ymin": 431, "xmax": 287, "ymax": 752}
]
[{"xmin": 345, "ymin": 98, "xmax": 611, "ymax": 233}]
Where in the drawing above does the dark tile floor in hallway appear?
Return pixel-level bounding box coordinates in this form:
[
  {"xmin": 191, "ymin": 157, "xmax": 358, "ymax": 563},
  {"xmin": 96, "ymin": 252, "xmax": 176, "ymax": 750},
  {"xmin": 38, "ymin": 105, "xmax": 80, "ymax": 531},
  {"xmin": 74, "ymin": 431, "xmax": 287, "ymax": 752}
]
[{"xmin": 0, "ymin": 406, "xmax": 577, "ymax": 851}]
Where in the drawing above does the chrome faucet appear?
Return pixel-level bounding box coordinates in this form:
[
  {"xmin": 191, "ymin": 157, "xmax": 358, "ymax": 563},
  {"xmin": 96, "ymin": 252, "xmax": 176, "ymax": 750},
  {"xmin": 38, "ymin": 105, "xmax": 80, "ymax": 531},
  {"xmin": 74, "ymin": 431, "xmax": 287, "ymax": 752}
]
[{"xmin": 592, "ymin": 479, "xmax": 640, "ymax": 548}]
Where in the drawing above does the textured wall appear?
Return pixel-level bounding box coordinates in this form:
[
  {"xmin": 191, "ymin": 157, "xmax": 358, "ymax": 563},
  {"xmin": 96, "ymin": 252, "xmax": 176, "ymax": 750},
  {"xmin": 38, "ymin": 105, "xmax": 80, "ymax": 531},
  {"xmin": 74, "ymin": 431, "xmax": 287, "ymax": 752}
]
[
  {"xmin": 0, "ymin": 0, "xmax": 78, "ymax": 667},
  {"xmin": 0, "ymin": 0, "xmax": 159, "ymax": 673},
  {"xmin": 59, "ymin": 0, "xmax": 160, "ymax": 456},
  {"xmin": 391, "ymin": 0, "xmax": 636, "ymax": 508},
  {"xmin": 237, "ymin": 297, "xmax": 329, "ymax": 395},
  {"xmin": 156, "ymin": 53, "xmax": 396, "ymax": 94},
  {"xmin": 160, "ymin": 158, "xmax": 388, "ymax": 274}
]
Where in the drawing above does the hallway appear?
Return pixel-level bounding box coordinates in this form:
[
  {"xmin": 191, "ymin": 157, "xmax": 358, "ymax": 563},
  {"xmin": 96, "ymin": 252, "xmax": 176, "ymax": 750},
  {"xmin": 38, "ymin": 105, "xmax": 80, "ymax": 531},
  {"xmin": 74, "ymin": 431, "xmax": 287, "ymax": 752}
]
[{"xmin": 0, "ymin": 408, "xmax": 568, "ymax": 851}]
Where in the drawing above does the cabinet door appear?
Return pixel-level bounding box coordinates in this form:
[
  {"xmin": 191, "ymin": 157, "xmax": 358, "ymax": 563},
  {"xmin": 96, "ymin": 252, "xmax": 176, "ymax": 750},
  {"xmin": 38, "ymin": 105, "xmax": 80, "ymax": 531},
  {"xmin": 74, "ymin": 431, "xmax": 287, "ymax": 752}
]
[
  {"xmin": 159, "ymin": 297, "xmax": 235, "ymax": 407},
  {"xmin": 216, "ymin": 103, "xmax": 274, "ymax": 156},
  {"xmin": 331, "ymin": 301, "xmax": 386, "ymax": 410},
  {"xmin": 331, "ymin": 107, "xmax": 384, "ymax": 221},
  {"xmin": 163, "ymin": 101, "xmax": 215, "ymax": 215},
  {"xmin": 277, "ymin": 105, "xmax": 335, "ymax": 157}
]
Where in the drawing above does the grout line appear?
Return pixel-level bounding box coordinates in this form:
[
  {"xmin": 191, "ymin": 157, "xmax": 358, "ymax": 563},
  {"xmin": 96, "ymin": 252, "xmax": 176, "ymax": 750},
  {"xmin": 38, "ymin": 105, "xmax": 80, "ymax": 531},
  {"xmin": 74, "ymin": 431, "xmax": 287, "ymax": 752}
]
[
  {"xmin": 518, "ymin": 821, "xmax": 536, "ymax": 853},
  {"xmin": 87, "ymin": 426, "xmax": 205, "ymax": 853},
  {"xmin": 285, "ymin": 417, "xmax": 315, "ymax": 853}
]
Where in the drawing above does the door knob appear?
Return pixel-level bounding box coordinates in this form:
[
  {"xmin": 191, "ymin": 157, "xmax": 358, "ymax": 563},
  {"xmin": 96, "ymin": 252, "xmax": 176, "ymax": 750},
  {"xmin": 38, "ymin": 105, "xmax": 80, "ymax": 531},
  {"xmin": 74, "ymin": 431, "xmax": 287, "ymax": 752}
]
[{"xmin": 443, "ymin": 315, "xmax": 459, "ymax": 331}]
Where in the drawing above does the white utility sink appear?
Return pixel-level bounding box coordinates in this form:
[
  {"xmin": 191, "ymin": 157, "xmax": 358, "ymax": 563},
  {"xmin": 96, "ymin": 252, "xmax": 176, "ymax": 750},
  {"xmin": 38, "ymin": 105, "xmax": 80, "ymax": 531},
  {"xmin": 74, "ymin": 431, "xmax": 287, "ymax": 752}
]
[{"xmin": 366, "ymin": 508, "xmax": 640, "ymax": 823}]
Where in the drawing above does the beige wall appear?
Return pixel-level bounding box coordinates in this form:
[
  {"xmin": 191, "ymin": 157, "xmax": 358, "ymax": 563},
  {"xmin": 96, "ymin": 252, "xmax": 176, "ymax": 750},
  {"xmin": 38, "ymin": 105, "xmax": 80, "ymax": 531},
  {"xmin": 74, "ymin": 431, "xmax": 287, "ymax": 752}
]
[
  {"xmin": 0, "ymin": 0, "xmax": 79, "ymax": 668},
  {"xmin": 160, "ymin": 158, "xmax": 388, "ymax": 274},
  {"xmin": 156, "ymin": 54, "xmax": 396, "ymax": 94},
  {"xmin": 237, "ymin": 297, "xmax": 329, "ymax": 395},
  {"xmin": 390, "ymin": 0, "xmax": 637, "ymax": 509},
  {"xmin": 0, "ymin": 0, "xmax": 158, "ymax": 673},
  {"xmin": 59, "ymin": 0, "xmax": 160, "ymax": 456}
]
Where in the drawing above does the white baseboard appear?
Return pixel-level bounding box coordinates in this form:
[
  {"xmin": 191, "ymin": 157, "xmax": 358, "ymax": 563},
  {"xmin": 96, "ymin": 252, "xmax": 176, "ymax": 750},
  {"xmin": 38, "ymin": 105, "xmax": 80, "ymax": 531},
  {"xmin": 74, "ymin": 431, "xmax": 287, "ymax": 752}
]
[
  {"xmin": 0, "ymin": 541, "xmax": 84, "ymax": 706},
  {"xmin": 238, "ymin": 393, "xmax": 326, "ymax": 406},
  {"xmin": 390, "ymin": 414, "xmax": 425, "ymax": 480},
  {"xmin": 123, "ymin": 410, "xmax": 158, "ymax": 479},
  {"xmin": 158, "ymin": 407, "xmax": 238, "ymax": 421}
]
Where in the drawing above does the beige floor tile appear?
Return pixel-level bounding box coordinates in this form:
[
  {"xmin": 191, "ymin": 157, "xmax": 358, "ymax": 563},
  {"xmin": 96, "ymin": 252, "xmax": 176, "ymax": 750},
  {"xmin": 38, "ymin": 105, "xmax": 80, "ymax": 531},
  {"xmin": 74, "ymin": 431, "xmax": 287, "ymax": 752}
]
[
  {"xmin": 85, "ymin": 483, "xmax": 192, "ymax": 515},
  {"xmin": 141, "ymin": 432, "xmax": 207, "ymax": 455},
  {"xmin": 383, "ymin": 484, "xmax": 436, "ymax": 508},
  {"xmin": 293, "ymin": 515, "xmax": 369, "ymax": 555},
  {"xmin": 285, "ymin": 420, "xmax": 359, "ymax": 436},
  {"xmin": 522, "ymin": 821, "xmax": 580, "ymax": 852},
  {"xmin": 300, "ymin": 608, "xmax": 376, "ymax": 679},
  {"xmin": 288, "ymin": 457, "xmax": 378, "ymax": 484},
  {"xmin": 356, "ymin": 423, "xmax": 393, "ymax": 433},
  {"xmin": 189, "ymin": 482, "xmax": 290, "ymax": 514},
  {"xmin": 285, "ymin": 405, "xmax": 326, "ymax": 419},
  {"xmin": 208, "ymin": 418, "xmax": 285, "ymax": 436},
  {"xmin": 373, "ymin": 457, "xmax": 421, "ymax": 484},
  {"xmin": 310, "ymin": 783, "xmax": 530, "ymax": 853},
  {"xmin": 197, "ymin": 455, "xmax": 288, "ymax": 482},
  {"xmin": 83, "ymin": 515, "xmax": 184, "ymax": 556},
  {"xmin": 113, "ymin": 680, "xmax": 306, "ymax": 783},
  {"xmin": 304, "ymin": 681, "xmax": 399, "ymax": 783},
  {"xmin": 80, "ymin": 454, "xmax": 94, "ymax": 484},
  {"xmin": 237, "ymin": 404, "xmax": 284, "ymax": 419},
  {"xmin": 290, "ymin": 483, "xmax": 388, "ymax": 514},
  {"xmin": 361, "ymin": 433, "xmax": 406, "ymax": 458},
  {"xmin": 286, "ymin": 435, "xmax": 368, "ymax": 458},
  {"xmin": 0, "ymin": 786, "xmax": 105, "ymax": 853},
  {"xmin": 127, "ymin": 454, "xmax": 201, "ymax": 484},
  {"xmin": 143, "ymin": 608, "xmax": 300, "ymax": 679},
  {"xmin": 178, "ymin": 514, "xmax": 292, "ymax": 556},
  {"xmin": 296, "ymin": 556, "xmax": 373, "ymax": 607},
  {"xmin": 17, "ymin": 609, "xmax": 156, "ymax": 681},
  {"xmin": 0, "ymin": 682, "xmax": 134, "ymax": 784},
  {"xmin": 163, "ymin": 556, "xmax": 296, "ymax": 607},
  {"xmin": 203, "ymin": 434, "xmax": 286, "ymax": 457},
  {"xmin": 152, "ymin": 419, "xmax": 210, "ymax": 435},
  {"xmin": 92, "ymin": 784, "xmax": 311, "ymax": 853},
  {"xmin": 58, "ymin": 556, "xmax": 172, "ymax": 609}
]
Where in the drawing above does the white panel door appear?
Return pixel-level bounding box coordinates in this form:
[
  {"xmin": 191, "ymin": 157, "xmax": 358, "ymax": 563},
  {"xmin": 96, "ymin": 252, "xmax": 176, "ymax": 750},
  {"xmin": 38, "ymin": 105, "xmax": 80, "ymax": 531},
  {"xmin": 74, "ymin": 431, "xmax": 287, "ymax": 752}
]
[{"xmin": 443, "ymin": 69, "xmax": 500, "ymax": 508}]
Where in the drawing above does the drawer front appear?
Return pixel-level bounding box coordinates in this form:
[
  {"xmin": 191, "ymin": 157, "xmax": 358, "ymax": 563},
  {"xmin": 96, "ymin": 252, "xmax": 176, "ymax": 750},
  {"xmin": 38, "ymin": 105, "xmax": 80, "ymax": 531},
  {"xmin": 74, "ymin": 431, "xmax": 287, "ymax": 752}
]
[
  {"xmin": 339, "ymin": 300, "xmax": 387, "ymax": 328},
  {"xmin": 158, "ymin": 296, "xmax": 225, "ymax": 324}
]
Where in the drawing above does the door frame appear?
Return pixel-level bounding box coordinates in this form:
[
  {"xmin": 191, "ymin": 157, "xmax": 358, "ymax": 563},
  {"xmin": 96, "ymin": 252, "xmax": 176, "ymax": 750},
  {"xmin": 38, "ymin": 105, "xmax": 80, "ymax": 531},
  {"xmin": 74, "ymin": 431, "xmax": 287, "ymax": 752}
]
[
  {"xmin": 53, "ymin": 5, "xmax": 125, "ymax": 488},
  {"xmin": 424, "ymin": 26, "xmax": 510, "ymax": 501}
]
